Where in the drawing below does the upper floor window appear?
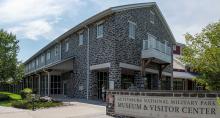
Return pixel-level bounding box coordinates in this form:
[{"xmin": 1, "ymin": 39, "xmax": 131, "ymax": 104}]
[
  {"xmin": 150, "ymin": 10, "xmax": 155, "ymax": 24},
  {"xmin": 32, "ymin": 61, "xmax": 35, "ymax": 68},
  {"xmin": 65, "ymin": 40, "xmax": 69, "ymax": 52},
  {"xmin": 41, "ymin": 55, "xmax": 44, "ymax": 63},
  {"xmin": 55, "ymin": 45, "xmax": 58, "ymax": 56},
  {"xmin": 97, "ymin": 23, "xmax": 103, "ymax": 38},
  {"xmin": 36, "ymin": 58, "xmax": 39, "ymax": 67},
  {"xmin": 79, "ymin": 33, "xmax": 83, "ymax": 46},
  {"xmin": 128, "ymin": 21, "xmax": 136, "ymax": 39},
  {"xmin": 29, "ymin": 63, "xmax": 31, "ymax": 70},
  {"xmin": 47, "ymin": 51, "xmax": 51, "ymax": 60}
]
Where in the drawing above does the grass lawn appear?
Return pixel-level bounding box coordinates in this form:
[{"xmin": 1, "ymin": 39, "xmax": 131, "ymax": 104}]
[{"xmin": 0, "ymin": 91, "xmax": 22, "ymax": 107}]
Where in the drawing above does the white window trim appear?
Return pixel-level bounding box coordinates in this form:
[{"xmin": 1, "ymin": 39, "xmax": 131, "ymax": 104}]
[
  {"xmin": 79, "ymin": 33, "xmax": 83, "ymax": 46},
  {"xmin": 55, "ymin": 45, "xmax": 58, "ymax": 56},
  {"xmin": 47, "ymin": 51, "xmax": 51, "ymax": 60},
  {"xmin": 96, "ymin": 21, "xmax": 104, "ymax": 38},
  {"xmin": 150, "ymin": 10, "xmax": 155, "ymax": 24},
  {"xmin": 65, "ymin": 40, "xmax": 69, "ymax": 52},
  {"xmin": 41, "ymin": 55, "xmax": 44, "ymax": 63},
  {"xmin": 36, "ymin": 58, "xmax": 39, "ymax": 67},
  {"xmin": 128, "ymin": 21, "xmax": 136, "ymax": 39}
]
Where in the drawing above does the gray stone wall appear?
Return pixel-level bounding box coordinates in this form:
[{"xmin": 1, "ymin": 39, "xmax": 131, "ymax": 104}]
[{"xmin": 114, "ymin": 7, "xmax": 173, "ymax": 72}]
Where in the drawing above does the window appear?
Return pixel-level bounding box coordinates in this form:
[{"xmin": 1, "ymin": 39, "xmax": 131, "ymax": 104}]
[
  {"xmin": 150, "ymin": 10, "xmax": 155, "ymax": 24},
  {"xmin": 97, "ymin": 23, "xmax": 103, "ymax": 38},
  {"xmin": 29, "ymin": 63, "xmax": 31, "ymax": 70},
  {"xmin": 65, "ymin": 41, "xmax": 69, "ymax": 52},
  {"xmin": 173, "ymin": 45, "xmax": 176, "ymax": 51},
  {"xmin": 41, "ymin": 55, "xmax": 44, "ymax": 63},
  {"xmin": 32, "ymin": 61, "xmax": 35, "ymax": 68},
  {"xmin": 36, "ymin": 58, "xmax": 39, "ymax": 67},
  {"xmin": 55, "ymin": 45, "xmax": 58, "ymax": 56},
  {"xmin": 79, "ymin": 33, "xmax": 83, "ymax": 46},
  {"xmin": 129, "ymin": 21, "xmax": 136, "ymax": 39},
  {"xmin": 47, "ymin": 51, "xmax": 51, "ymax": 60},
  {"xmin": 148, "ymin": 34, "xmax": 156, "ymax": 48}
]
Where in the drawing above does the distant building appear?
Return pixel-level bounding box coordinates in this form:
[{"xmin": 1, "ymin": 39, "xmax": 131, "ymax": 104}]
[{"xmin": 173, "ymin": 42, "xmax": 203, "ymax": 90}]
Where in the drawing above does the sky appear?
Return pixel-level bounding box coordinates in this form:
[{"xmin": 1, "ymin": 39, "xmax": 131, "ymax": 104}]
[{"xmin": 0, "ymin": 0, "xmax": 219, "ymax": 62}]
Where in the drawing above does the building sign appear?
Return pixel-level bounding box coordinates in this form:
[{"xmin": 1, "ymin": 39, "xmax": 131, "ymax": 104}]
[{"xmin": 115, "ymin": 95, "xmax": 220, "ymax": 118}]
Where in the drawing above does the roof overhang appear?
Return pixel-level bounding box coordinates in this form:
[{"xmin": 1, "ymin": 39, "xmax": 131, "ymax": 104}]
[
  {"xmin": 25, "ymin": 57, "xmax": 74, "ymax": 76},
  {"xmin": 173, "ymin": 71, "xmax": 197, "ymax": 79}
]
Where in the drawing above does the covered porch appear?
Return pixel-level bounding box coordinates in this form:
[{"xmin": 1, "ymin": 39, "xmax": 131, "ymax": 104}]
[{"xmin": 23, "ymin": 58, "xmax": 74, "ymax": 97}]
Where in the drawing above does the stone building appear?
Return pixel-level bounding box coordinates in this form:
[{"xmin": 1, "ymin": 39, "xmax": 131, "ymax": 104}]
[{"xmin": 23, "ymin": 2, "xmax": 176, "ymax": 100}]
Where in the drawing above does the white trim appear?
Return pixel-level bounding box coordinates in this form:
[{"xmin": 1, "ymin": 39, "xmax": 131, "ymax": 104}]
[
  {"xmin": 90, "ymin": 63, "xmax": 111, "ymax": 70},
  {"xmin": 128, "ymin": 21, "xmax": 136, "ymax": 39},
  {"xmin": 119, "ymin": 62, "xmax": 171, "ymax": 76}
]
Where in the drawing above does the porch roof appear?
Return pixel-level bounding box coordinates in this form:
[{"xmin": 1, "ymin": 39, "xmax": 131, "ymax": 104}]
[{"xmin": 173, "ymin": 71, "xmax": 197, "ymax": 79}]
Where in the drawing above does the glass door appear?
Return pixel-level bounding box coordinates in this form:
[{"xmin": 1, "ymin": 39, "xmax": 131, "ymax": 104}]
[{"xmin": 97, "ymin": 72, "xmax": 108, "ymax": 100}]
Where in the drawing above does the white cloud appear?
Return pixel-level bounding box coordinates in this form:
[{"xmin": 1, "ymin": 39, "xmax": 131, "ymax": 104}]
[
  {"xmin": 8, "ymin": 19, "xmax": 52, "ymax": 40},
  {"xmin": 0, "ymin": 0, "xmax": 85, "ymax": 40}
]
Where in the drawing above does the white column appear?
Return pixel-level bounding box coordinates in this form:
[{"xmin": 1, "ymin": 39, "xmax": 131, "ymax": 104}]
[
  {"xmin": 44, "ymin": 76, "xmax": 46, "ymax": 95},
  {"xmin": 48, "ymin": 72, "xmax": 50, "ymax": 96},
  {"xmin": 32, "ymin": 76, "xmax": 34, "ymax": 90},
  {"xmin": 38, "ymin": 75, "xmax": 41, "ymax": 95}
]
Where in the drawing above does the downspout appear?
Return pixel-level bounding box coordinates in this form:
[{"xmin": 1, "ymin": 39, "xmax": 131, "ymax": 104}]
[{"xmin": 85, "ymin": 26, "xmax": 90, "ymax": 100}]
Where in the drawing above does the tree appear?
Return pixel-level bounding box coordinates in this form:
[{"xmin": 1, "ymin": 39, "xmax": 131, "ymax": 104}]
[
  {"xmin": 0, "ymin": 29, "xmax": 21, "ymax": 82},
  {"xmin": 182, "ymin": 21, "xmax": 220, "ymax": 90}
]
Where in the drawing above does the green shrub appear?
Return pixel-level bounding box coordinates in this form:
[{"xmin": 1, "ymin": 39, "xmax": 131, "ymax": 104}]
[
  {"xmin": 20, "ymin": 88, "xmax": 32, "ymax": 99},
  {"xmin": 11, "ymin": 100, "xmax": 31, "ymax": 109},
  {"xmin": 11, "ymin": 99, "xmax": 63, "ymax": 109},
  {"xmin": 0, "ymin": 94, "xmax": 9, "ymax": 101}
]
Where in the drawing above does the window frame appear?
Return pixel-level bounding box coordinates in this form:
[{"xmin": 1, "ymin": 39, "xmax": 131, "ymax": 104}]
[
  {"xmin": 41, "ymin": 55, "xmax": 44, "ymax": 63},
  {"xmin": 79, "ymin": 33, "xmax": 84, "ymax": 46},
  {"xmin": 36, "ymin": 58, "xmax": 39, "ymax": 67},
  {"xmin": 65, "ymin": 40, "xmax": 69, "ymax": 52},
  {"xmin": 47, "ymin": 51, "xmax": 51, "ymax": 60},
  {"xmin": 128, "ymin": 21, "xmax": 136, "ymax": 39},
  {"xmin": 55, "ymin": 45, "xmax": 58, "ymax": 56},
  {"xmin": 150, "ymin": 10, "xmax": 155, "ymax": 24},
  {"xmin": 96, "ymin": 21, "xmax": 104, "ymax": 38}
]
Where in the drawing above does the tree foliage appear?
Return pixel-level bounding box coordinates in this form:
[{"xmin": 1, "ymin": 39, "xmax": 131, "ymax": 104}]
[
  {"xmin": 182, "ymin": 21, "xmax": 220, "ymax": 90},
  {"xmin": 0, "ymin": 29, "xmax": 23, "ymax": 83}
]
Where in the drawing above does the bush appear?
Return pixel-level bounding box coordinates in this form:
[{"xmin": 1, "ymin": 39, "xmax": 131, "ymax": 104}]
[
  {"xmin": 11, "ymin": 100, "xmax": 31, "ymax": 109},
  {"xmin": 11, "ymin": 99, "xmax": 63, "ymax": 109},
  {"xmin": 20, "ymin": 88, "xmax": 32, "ymax": 99},
  {"xmin": 0, "ymin": 94, "xmax": 9, "ymax": 101}
]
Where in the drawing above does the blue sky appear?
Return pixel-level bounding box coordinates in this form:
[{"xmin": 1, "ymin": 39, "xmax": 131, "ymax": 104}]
[{"xmin": 0, "ymin": 0, "xmax": 219, "ymax": 62}]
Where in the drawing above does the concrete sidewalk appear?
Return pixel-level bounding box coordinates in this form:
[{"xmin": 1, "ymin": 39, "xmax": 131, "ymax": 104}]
[{"xmin": 0, "ymin": 101, "xmax": 113, "ymax": 118}]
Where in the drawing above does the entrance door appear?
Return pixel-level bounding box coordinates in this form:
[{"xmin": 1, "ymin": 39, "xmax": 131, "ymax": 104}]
[{"xmin": 97, "ymin": 72, "xmax": 108, "ymax": 100}]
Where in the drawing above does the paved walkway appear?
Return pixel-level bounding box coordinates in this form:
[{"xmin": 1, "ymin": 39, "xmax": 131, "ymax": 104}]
[{"xmin": 0, "ymin": 100, "xmax": 113, "ymax": 118}]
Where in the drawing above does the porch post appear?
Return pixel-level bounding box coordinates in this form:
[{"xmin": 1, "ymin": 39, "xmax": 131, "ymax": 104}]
[
  {"xmin": 44, "ymin": 76, "xmax": 46, "ymax": 95},
  {"xmin": 32, "ymin": 76, "xmax": 34, "ymax": 91},
  {"xmin": 47, "ymin": 72, "xmax": 50, "ymax": 96},
  {"xmin": 38, "ymin": 74, "xmax": 41, "ymax": 95}
]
